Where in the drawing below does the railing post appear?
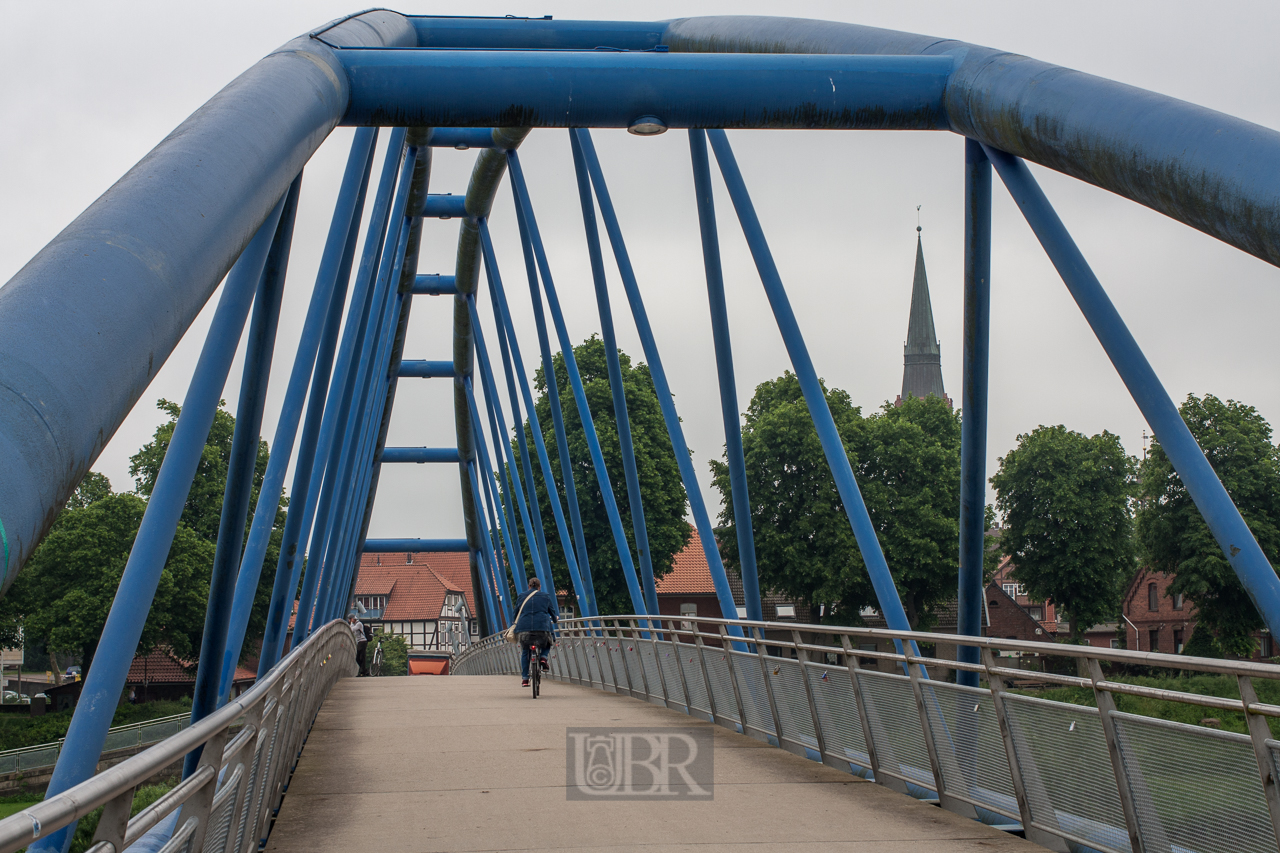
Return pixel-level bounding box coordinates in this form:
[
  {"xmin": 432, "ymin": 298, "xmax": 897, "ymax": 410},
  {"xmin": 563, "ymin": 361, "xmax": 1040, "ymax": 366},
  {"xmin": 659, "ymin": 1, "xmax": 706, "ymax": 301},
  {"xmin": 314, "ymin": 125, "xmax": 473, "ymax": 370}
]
[
  {"xmin": 668, "ymin": 618, "xmax": 695, "ymax": 717},
  {"xmin": 1085, "ymin": 657, "xmax": 1152, "ymax": 853},
  {"xmin": 905, "ymin": 643, "xmax": 973, "ymax": 817},
  {"xmin": 752, "ymin": 627, "xmax": 786, "ymax": 747},
  {"xmin": 793, "ymin": 630, "xmax": 827, "ymax": 764},
  {"xmin": 979, "ymin": 647, "xmax": 1049, "ymax": 843},
  {"xmin": 719, "ymin": 625, "xmax": 749, "ymax": 735},
  {"xmin": 642, "ymin": 618, "xmax": 671, "ymax": 707},
  {"xmin": 692, "ymin": 628, "xmax": 721, "ymax": 726},
  {"xmin": 839, "ymin": 635, "xmax": 889, "ymax": 787},
  {"xmin": 626, "ymin": 620, "xmax": 654, "ymax": 702},
  {"xmin": 88, "ymin": 786, "xmax": 135, "ymax": 852},
  {"xmin": 1240, "ymin": 675, "xmax": 1280, "ymax": 849}
]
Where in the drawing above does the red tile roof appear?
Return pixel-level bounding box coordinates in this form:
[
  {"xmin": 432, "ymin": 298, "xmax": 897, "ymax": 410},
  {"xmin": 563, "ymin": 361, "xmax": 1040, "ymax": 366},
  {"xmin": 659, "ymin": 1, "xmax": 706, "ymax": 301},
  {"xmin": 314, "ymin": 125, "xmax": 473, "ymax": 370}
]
[
  {"xmin": 126, "ymin": 648, "xmax": 255, "ymax": 685},
  {"xmin": 655, "ymin": 530, "xmax": 718, "ymax": 595},
  {"xmin": 356, "ymin": 551, "xmax": 476, "ymax": 620}
]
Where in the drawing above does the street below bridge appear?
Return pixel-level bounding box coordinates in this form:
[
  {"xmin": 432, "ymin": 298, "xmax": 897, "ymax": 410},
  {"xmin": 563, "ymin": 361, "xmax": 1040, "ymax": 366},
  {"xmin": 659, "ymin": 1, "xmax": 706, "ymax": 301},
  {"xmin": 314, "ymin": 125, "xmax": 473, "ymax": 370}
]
[{"xmin": 265, "ymin": 674, "xmax": 1040, "ymax": 852}]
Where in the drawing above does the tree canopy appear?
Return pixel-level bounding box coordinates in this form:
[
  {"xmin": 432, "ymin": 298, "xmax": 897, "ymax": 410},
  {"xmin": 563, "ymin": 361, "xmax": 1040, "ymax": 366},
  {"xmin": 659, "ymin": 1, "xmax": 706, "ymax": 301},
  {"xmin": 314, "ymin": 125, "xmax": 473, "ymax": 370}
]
[
  {"xmin": 710, "ymin": 372, "xmax": 961, "ymax": 630},
  {"xmin": 1136, "ymin": 394, "xmax": 1280, "ymax": 657},
  {"xmin": 991, "ymin": 424, "xmax": 1135, "ymax": 641},
  {"xmin": 518, "ymin": 337, "xmax": 690, "ymax": 616}
]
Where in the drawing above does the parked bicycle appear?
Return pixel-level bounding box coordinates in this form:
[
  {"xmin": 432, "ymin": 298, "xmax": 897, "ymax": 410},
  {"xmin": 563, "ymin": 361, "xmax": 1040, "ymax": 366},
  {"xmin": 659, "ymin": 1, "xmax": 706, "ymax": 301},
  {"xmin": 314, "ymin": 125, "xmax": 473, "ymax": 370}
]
[{"xmin": 369, "ymin": 640, "xmax": 383, "ymax": 677}]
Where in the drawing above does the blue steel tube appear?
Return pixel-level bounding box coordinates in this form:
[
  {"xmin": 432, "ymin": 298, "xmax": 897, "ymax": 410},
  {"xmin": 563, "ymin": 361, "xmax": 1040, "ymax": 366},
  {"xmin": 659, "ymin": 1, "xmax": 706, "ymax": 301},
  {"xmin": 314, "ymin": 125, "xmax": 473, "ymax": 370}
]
[
  {"xmin": 957, "ymin": 139, "xmax": 992, "ymax": 688},
  {"xmin": 186, "ymin": 175, "xmax": 298, "ymax": 762},
  {"xmin": 574, "ymin": 129, "xmax": 743, "ymax": 626},
  {"xmin": 30, "ymin": 193, "xmax": 289, "ymax": 853},
  {"xmin": 508, "ymin": 153, "xmax": 648, "ymax": 617},
  {"xmin": 466, "ymin": 458, "xmax": 503, "ymax": 631},
  {"xmin": 569, "ymin": 131, "xmax": 658, "ymax": 617},
  {"xmin": 986, "ymin": 145, "xmax": 1280, "ymax": 639},
  {"xmin": 297, "ymin": 144, "xmax": 413, "ymax": 637},
  {"xmin": 239, "ymin": 129, "xmax": 377, "ymax": 681},
  {"xmin": 473, "ymin": 295, "xmax": 547, "ymax": 594},
  {"xmin": 510, "ymin": 190, "xmax": 599, "ymax": 612},
  {"xmin": 705, "ymin": 129, "xmax": 915, "ymax": 637},
  {"xmin": 688, "ymin": 129, "xmax": 763, "ymax": 623},
  {"xmin": 468, "ymin": 388, "xmax": 516, "ymax": 624},
  {"xmin": 479, "ymin": 221, "xmax": 583, "ymax": 602}
]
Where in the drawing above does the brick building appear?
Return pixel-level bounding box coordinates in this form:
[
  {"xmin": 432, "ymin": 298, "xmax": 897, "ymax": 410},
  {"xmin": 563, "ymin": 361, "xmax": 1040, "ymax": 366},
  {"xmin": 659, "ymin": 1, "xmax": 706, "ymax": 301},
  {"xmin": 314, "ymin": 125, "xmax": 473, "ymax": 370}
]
[
  {"xmin": 653, "ymin": 530, "xmax": 811, "ymax": 623},
  {"xmin": 1121, "ymin": 568, "xmax": 1275, "ymax": 660},
  {"xmin": 351, "ymin": 551, "xmax": 479, "ymax": 651}
]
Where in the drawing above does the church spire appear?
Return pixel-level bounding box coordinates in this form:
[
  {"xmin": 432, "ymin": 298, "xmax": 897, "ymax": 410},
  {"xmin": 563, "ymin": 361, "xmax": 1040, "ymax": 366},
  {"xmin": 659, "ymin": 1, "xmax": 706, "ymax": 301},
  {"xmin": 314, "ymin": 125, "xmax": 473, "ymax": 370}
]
[{"xmin": 898, "ymin": 226, "xmax": 950, "ymax": 406}]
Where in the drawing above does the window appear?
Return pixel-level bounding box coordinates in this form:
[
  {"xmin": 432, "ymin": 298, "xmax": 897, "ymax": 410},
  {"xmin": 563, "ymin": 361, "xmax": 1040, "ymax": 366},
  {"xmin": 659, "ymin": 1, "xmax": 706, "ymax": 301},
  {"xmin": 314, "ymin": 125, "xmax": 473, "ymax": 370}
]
[
  {"xmin": 1172, "ymin": 592, "xmax": 1184, "ymax": 611},
  {"xmin": 1028, "ymin": 606, "xmax": 1044, "ymax": 621},
  {"xmin": 680, "ymin": 603, "xmax": 697, "ymax": 631},
  {"xmin": 470, "ymin": 620, "xmax": 479, "ymax": 636},
  {"xmin": 1002, "ymin": 583, "xmax": 1025, "ymax": 598},
  {"xmin": 857, "ymin": 643, "xmax": 878, "ymax": 667},
  {"xmin": 562, "ymin": 607, "xmax": 574, "ymax": 620},
  {"xmin": 1262, "ymin": 632, "xmax": 1273, "ymax": 658},
  {"xmin": 1148, "ymin": 628, "xmax": 1160, "ymax": 653},
  {"xmin": 736, "ymin": 606, "xmax": 749, "ymax": 619},
  {"xmin": 1148, "ymin": 582, "xmax": 1159, "ymax": 611},
  {"xmin": 1110, "ymin": 639, "xmax": 1121, "ymax": 649},
  {"xmin": 1173, "ymin": 629, "xmax": 1184, "ymax": 654},
  {"xmin": 775, "ymin": 604, "xmax": 796, "ymax": 620}
]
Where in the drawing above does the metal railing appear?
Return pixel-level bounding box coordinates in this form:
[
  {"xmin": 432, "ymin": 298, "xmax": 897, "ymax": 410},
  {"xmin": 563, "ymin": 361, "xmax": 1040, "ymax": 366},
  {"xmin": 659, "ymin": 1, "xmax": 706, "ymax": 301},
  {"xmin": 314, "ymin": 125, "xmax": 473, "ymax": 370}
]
[
  {"xmin": 455, "ymin": 615, "xmax": 1280, "ymax": 853},
  {"xmin": 0, "ymin": 619, "xmax": 354, "ymax": 853},
  {"xmin": 0, "ymin": 715, "xmax": 192, "ymax": 776}
]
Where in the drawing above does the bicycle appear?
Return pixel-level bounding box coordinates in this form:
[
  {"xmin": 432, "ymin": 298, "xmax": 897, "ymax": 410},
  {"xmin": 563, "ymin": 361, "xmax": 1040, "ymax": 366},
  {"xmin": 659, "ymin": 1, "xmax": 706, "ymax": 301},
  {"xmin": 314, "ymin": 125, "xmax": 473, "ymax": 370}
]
[
  {"xmin": 369, "ymin": 641, "xmax": 383, "ymax": 677},
  {"xmin": 526, "ymin": 639, "xmax": 541, "ymax": 699}
]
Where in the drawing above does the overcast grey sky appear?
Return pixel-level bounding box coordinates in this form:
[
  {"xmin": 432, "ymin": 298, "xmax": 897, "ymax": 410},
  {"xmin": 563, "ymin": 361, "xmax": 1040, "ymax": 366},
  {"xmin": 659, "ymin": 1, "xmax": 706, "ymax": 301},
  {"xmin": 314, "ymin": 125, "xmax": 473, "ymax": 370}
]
[{"xmin": 3, "ymin": 2, "xmax": 1279, "ymax": 543}]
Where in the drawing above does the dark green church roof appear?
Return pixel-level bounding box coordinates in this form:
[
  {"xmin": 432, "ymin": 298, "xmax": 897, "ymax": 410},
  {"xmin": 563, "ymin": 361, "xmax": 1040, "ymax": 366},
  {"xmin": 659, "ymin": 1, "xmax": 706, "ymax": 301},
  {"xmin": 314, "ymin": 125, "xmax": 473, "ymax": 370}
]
[{"xmin": 900, "ymin": 229, "xmax": 948, "ymax": 403}]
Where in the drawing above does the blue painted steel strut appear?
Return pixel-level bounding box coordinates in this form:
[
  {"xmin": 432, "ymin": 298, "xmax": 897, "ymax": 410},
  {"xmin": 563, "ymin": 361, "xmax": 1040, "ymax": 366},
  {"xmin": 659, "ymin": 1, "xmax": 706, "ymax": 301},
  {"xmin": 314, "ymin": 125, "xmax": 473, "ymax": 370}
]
[
  {"xmin": 568, "ymin": 130, "xmax": 659, "ymax": 617},
  {"xmin": 508, "ymin": 152, "xmax": 648, "ymax": 619},
  {"xmin": 957, "ymin": 139, "xmax": 992, "ymax": 689},
  {"xmin": 29, "ymin": 192, "xmax": 290, "ymax": 853},
  {"xmin": 466, "ymin": 457, "xmax": 503, "ymax": 631},
  {"xmin": 985, "ymin": 144, "xmax": 1280, "ymax": 641},
  {"xmin": 705, "ymin": 129, "xmax": 916, "ymax": 640},
  {"xmin": 509, "ymin": 180, "xmax": 599, "ymax": 615},
  {"xmin": 292, "ymin": 132, "xmax": 409, "ymax": 643},
  {"xmin": 187, "ymin": 175, "xmax": 298, "ymax": 767},
  {"xmin": 687, "ymin": 129, "xmax": 763, "ymax": 623},
  {"xmin": 364, "ymin": 539, "xmax": 469, "ymax": 553},
  {"xmin": 466, "ymin": 375, "xmax": 521, "ymax": 623},
  {"xmin": 574, "ymin": 129, "xmax": 744, "ymax": 628},
  {"xmin": 478, "ymin": 221, "xmax": 585, "ymax": 606},
  {"xmin": 243, "ymin": 128, "xmax": 378, "ymax": 681},
  {"xmin": 467, "ymin": 294, "xmax": 545, "ymax": 596}
]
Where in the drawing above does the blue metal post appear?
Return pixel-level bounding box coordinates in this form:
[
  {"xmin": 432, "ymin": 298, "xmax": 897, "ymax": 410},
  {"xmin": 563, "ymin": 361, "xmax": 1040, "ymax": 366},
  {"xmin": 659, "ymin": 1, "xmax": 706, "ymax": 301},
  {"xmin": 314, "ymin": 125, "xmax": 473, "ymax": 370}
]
[
  {"xmin": 186, "ymin": 175, "xmax": 298, "ymax": 767},
  {"xmin": 985, "ymin": 144, "xmax": 1280, "ymax": 640},
  {"xmin": 573, "ymin": 129, "xmax": 742, "ymax": 626},
  {"xmin": 705, "ymin": 129, "xmax": 915, "ymax": 636},
  {"xmin": 509, "ymin": 184, "xmax": 601, "ymax": 614},
  {"xmin": 292, "ymin": 132, "xmax": 408, "ymax": 642},
  {"xmin": 466, "ymin": 457, "xmax": 502, "ymax": 631},
  {"xmin": 29, "ymin": 192, "xmax": 289, "ymax": 853},
  {"xmin": 508, "ymin": 154, "xmax": 648, "ymax": 618},
  {"xmin": 466, "ymin": 376, "xmax": 520, "ymax": 623},
  {"xmin": 568, "ymin": 131, "xmax": 659, "ymax": 617},
  {"xmin": 478, "ymin": 221, "xmax": 587, "ymax": 605},
  {"xmin": 241, "ymin": 129, "xmax": 377, "ymax": 680},
  {"xmin": 687, "ymin": 129, "xmax": 763, "ymax": 623},
  {"xmin": 957, "ymin": 139, "xmax": 992, "ymax": 688}
]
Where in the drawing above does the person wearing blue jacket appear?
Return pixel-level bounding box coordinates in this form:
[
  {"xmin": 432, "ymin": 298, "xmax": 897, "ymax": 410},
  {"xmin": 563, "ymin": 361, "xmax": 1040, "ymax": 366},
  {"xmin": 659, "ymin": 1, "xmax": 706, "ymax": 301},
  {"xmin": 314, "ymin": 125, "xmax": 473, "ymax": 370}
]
[{"xmin": 513, "ymin": 577, "xmax": 558, "ymax": 687}]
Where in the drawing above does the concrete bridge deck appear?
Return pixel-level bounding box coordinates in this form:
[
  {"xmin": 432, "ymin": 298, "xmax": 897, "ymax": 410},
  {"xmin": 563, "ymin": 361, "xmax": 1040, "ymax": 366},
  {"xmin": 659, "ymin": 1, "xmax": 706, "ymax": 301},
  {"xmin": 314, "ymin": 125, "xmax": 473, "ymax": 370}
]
[{"xmin": 264, "ymin": 675, "xmax": 1041, "ymax": 853}]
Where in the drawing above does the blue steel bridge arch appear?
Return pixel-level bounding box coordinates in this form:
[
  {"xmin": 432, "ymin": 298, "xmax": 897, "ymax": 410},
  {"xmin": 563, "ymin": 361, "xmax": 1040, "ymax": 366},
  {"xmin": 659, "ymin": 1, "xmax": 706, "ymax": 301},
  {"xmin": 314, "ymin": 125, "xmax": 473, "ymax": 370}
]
[{"xmin": 0, "ymin": 12, "xmax": 1278, "ymax": 852}]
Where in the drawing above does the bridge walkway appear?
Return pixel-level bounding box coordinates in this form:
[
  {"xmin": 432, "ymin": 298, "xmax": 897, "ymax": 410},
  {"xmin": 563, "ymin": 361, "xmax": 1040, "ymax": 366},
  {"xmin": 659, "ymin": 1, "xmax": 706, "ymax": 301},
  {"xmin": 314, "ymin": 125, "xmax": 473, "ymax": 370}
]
[{"xmin": 264, "ymin": 675, "xmax": 1040, "ymax": 852}]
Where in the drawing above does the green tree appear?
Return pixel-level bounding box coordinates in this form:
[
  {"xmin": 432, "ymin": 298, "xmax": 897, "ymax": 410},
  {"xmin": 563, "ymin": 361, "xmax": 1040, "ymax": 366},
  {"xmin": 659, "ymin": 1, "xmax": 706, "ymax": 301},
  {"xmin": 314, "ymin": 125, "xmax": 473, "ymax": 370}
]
[
  {"xmin": 66, "ymin": 472, "xmax": 113, "ymax": 510},
  {"xmin": 520, "ymin": 337, "xmax": 690, "ymax": 615},
  {"xmin": 710, "ymin": 372, "xmax": 961, "ymax": 629},
  {"xmin": 372, "ymin": 632, "xmax": 409, "ymax": 676},
  {"xmin": 1136, "ymin": 394, "xmax": 1280, "ymax": 657},
  {"xmin": 991, "ymin": 425, "xmax": 1135, "ymax": 641},
  {"xmin": 130, "ymin": 399, "xmax": 288, "ymax": 655}
]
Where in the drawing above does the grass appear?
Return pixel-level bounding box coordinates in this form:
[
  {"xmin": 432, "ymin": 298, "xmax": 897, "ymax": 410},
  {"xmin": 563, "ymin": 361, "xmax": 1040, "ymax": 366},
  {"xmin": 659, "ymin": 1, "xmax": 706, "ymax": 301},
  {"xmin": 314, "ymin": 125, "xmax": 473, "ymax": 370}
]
[
  {"xmin": 0, "ymin": 698, "xmax": 193, "ymax": 752},
  {"xmin": 1015, "ymin": 672, "xmax": 1280, "ymax": 736}
]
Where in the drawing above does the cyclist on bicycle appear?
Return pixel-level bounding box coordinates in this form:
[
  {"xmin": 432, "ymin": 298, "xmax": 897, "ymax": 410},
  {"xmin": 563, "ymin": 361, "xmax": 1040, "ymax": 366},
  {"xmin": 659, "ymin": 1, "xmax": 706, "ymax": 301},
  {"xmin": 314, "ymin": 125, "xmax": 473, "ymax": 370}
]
[{"xmin": 513, "ymin": 577, "xmax": 558, "ymax": 688}]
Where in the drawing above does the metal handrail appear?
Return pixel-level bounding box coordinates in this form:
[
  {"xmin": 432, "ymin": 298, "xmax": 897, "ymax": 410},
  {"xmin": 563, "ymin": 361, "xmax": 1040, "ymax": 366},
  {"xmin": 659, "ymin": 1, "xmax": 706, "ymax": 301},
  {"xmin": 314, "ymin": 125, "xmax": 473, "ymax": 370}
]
[
  {"xmin": 455, "ymin": 614, "xmax": 1280, "ymax": 853},
  {"xmin": 0, "ymin": 619, "xmax": 355, "ymax": 853}
]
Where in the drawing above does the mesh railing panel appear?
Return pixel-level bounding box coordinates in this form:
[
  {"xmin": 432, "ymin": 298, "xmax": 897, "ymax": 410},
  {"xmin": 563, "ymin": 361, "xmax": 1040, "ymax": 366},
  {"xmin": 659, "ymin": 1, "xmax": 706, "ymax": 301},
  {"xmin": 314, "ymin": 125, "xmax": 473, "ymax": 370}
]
[
  {"xmin": 677, "ymin": 643, "xmax": 711, "ymax": 716},
  {"xmin": 657, "ymin": 643, "xmax": 687, "ymax": 708},
  {"xmin": 701, "ymin": 646, "xmax": 739, "ymax": 723},
  {"xmin": 201, "ymin": 762, "xmax": 243, "ymax": 853},
  {"xmin": 730, "ymin": 651, "xmax": 776, "ymax": 736},
  {"xmin": 1112, "ymin": 712, "xmax": 1277, "ymax": 853},
  {"xmin": 232, "ymin": 727, "xmax": 266, "ymax": 853},
  {"xmin": 608, "ymin": 641, "xmax": 631, "ymax": 692},
  {"xmin": 919, "ymin": 680, "xmax": 1019, "ymax": 820},
  {"xmin": 858, "ymin": 670, "xmax": 935, "ymax": 790},
  {"xmin": 622, "ymin": 642, "xmax": 648, "ymax": 696},
  {"xmin": 769, "ymin": 658, "xmax": 817, "ymax": 748},
  {"xmin": 639, "ymin": 642, "xmax": 665, "ymax": 701},
  {"xmin": 808, "ymin": 663, "xmax": 870, "ymax": 769},
  {"xmin": 1001, "ymin": 694, "xmax": 1129, "ymax": 853},
  {"xmin": 583, "ymin": 638, "xmax": 604, "ymax": 686}
]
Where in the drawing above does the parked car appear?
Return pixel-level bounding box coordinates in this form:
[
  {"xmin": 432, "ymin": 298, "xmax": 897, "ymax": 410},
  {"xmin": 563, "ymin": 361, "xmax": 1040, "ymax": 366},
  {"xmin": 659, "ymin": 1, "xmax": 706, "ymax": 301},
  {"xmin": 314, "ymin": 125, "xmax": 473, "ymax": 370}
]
[
  {"xmin": 64, "ymin": 666, "xmax": 81, "ymax": 681},
  {"xmin": 2, "ymin": 691, "xmax": 30, "ymax": 704}
]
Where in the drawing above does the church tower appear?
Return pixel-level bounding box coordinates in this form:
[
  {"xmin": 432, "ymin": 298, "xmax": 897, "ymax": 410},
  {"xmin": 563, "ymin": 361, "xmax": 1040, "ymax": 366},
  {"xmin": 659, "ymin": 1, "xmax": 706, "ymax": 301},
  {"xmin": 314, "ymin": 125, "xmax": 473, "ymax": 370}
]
[{"xmin": 896, "ymin": 226, "xmax": 951, "ymax": 407}]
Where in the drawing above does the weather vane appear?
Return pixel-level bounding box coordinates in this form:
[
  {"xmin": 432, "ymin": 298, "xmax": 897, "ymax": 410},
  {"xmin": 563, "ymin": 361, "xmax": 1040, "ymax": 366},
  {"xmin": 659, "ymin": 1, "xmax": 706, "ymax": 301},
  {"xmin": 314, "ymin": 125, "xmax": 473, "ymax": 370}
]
[{"xmin": 916, "ymin": 204, "xmax": 922, "ymax": 232}]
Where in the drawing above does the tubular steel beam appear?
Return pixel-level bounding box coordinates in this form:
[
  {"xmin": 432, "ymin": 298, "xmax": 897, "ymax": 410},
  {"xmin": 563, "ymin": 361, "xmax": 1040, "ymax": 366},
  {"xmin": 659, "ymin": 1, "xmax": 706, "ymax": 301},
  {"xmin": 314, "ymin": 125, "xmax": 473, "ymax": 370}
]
[
  {"xmin": 363, "ymin": 538, "xmax": 470, "ymax": 553},
  {"xmin": 398, "ymin": 359, "xmax": 455, "ymax": 378},
  {"xmin": 986, "ymin": 145, "xmax": 1280, "ymax": 642},
  {"xmin": 380, "ymin": 447, "xmax": 461, "ymax": 464},
  {"xmin": 412, "ymin": 274, "xmax": 457, "ymax": 295},
  {"xmin": 422, "ymin": 194, "xmax": 469, "ymax": 218},
  {"xmin": 0, "ymin": 11, "xmax": 414, "ymax": 585},
  {"xmin": 340, "ymin": 51, "xmax": 951, "ymax": 130}
]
